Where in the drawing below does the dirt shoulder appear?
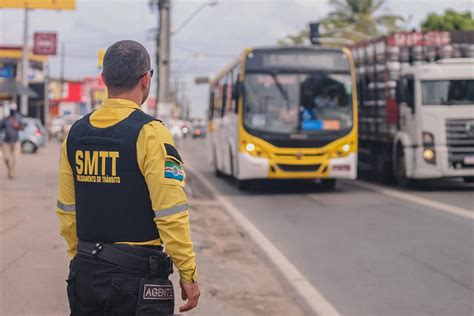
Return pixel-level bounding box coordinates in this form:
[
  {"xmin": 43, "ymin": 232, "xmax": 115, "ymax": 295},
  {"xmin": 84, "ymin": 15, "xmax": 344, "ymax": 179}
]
[{"xmin": 178, "ymin": 169, "xmax": 305, "ymax": 316}]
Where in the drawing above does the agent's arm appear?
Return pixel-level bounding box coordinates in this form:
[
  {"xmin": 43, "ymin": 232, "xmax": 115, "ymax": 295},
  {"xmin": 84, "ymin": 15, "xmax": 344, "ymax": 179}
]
[
  {"xmin": 56, "ymin": 138, "xmax": 78, "ymax": 257},
  {"xmin": 138, "ymin": 121, "xmax": 199, "ymax": 312}
]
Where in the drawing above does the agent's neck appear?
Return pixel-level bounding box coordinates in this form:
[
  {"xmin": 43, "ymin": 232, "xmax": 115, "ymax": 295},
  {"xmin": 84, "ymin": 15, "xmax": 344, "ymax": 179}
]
[{"xmin": 107, "ymin": 91, "xmax": 142, "ymax": 107}]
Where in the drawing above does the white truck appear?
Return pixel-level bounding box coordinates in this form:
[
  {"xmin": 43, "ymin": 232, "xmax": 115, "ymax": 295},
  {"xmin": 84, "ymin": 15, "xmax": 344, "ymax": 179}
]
[{"xmin": 352, "ymin": 31, "xmax": 474, "ymax": 186}]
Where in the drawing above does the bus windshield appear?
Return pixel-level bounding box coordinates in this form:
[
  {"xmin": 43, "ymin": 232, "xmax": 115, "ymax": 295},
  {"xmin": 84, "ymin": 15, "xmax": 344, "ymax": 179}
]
[{"xmin": 243, "ymin": 72, "xmax": 353, "ymax": 134}]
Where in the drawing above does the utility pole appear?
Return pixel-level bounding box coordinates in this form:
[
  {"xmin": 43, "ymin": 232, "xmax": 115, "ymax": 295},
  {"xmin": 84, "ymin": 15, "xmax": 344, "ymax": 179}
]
[
  {"xmin": 43, "ymin": 60, "xmax": 50, "ymax": 125},
  {"xmin": 60, "ymin": 42, "xmax": 66, "ymax": 97},
  {"xmin": 20, "ymin": 8, "xmax": 30, "ymax": 116},
  {"xmin": 153, "ymin": 0, "xmax": 217, "ymax": 118},
  {"xmin": 156, "ymin": 0, "xmax": 171, "ymax": 119}
]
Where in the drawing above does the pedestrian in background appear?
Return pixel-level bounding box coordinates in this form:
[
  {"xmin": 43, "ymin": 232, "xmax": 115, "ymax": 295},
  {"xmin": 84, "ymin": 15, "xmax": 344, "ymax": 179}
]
[
  {"xmin": 0, "ymin": 102, "xmax": 23, "ymax": 179},
  {"xmin": 56, "ymin": 40, "xmax": 199, "ymax": 315}
]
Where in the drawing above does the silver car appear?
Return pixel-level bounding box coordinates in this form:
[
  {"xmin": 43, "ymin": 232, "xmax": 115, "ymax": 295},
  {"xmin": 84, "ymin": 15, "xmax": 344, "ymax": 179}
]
[{"xmin": 19, "ymin": 117, "xmax": 48, "ymax": 153}]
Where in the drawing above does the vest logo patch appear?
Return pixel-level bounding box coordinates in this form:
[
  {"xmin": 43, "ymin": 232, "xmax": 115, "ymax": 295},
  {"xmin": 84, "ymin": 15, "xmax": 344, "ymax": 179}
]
[
  {"xmin": 75, "ymin": 150, "xmax": 121, "ymax": 184},
  {"xmin": 143, "ymin": 284, "xmax": 174, "ymax": 300}
]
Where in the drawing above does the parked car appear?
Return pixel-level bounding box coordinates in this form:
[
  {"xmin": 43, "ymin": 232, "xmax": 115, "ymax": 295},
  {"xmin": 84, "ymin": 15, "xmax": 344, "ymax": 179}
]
[
  {"xmin": 19, "ymin": 117, "xmax": 48, "ymax": 153},
  {"xmin": 49, "ymin": 114, "xmax": 82, "ymax": 141}
]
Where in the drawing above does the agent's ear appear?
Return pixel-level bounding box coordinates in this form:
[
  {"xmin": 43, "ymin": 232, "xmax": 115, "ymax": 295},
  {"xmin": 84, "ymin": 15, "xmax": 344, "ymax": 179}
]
[
  {"xmin": 142, "ymin": 72, "xmax": 151, "ymax": 87},
  {"xmin": 101, "ymin": 73, "xmax": 107, "ymax": 85}
]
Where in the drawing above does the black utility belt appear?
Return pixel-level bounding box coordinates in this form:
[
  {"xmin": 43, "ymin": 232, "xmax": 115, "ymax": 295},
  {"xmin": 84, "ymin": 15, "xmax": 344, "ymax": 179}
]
[{"xmin": 77, "ymin": 240, "xmax": 173, "ymax": 278}]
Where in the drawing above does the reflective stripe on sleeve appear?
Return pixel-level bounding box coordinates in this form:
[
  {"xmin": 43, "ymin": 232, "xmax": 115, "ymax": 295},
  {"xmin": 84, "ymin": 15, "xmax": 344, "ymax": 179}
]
[
  {"xmin": 57, "ymin": 201, "xmax": 76, "ymax": 212},
  {"xmin": 154, "ymin": 203, "xmax": 189, "ymax": 218}
]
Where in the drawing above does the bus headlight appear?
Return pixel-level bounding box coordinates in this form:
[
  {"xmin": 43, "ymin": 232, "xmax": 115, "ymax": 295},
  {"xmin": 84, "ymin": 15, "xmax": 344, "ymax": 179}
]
[
  {"xmin": 242, "ymin": 141, "xmax": 267, "ymax": 157},
  {"xmin": 335, "ymin": 143, "xmax": 351, "ymax": 157},
  {"xmin": 245, "ymin": 143, "xmax": 256, "ymax": 152},
  {"xmin": 423, "ymin": 148, "xmax": 436, "ymax": 164}
]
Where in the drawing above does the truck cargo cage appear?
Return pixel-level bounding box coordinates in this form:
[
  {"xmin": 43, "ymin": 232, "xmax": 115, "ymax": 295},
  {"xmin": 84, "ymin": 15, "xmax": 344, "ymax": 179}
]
[{"xmin": 351, "ymin": 31, "xmax": 474, "ymax": 143}]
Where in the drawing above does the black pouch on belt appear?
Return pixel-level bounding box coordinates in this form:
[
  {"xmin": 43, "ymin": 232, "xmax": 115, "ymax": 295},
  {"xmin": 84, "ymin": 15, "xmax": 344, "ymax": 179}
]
[{"xmin": 136, "ymin": 256, "xmax": 175, "ymax": 316}]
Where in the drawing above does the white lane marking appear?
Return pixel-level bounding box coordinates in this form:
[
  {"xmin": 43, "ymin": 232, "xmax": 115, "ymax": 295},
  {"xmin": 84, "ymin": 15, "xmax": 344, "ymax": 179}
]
[
  {"xmin": 353, "ymin": 181, "xmax": 474, "ymax": 220},
  {"xmin": 187, "ymin": 164, "xmax": 341, "ymax": 316}
]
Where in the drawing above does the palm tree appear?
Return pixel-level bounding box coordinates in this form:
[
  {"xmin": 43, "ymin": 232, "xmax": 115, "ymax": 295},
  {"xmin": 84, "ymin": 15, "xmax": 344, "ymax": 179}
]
[
  {"xmin": 322, "ymin": 0, "xmax": 404, "ymax": 40},
  {"xmin": 279, "ymin": 0, "xmax": 404, "ymax": 46}
]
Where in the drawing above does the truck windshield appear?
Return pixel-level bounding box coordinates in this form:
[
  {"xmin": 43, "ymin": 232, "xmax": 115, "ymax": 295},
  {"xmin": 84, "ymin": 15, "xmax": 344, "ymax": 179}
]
[
  {"xmin": 422, "ymin": 80, "xmax": 474, "ymax": 106},
  {"xmin": 243, "ymin": 72, "xmax": 353, "ymax": 134}
]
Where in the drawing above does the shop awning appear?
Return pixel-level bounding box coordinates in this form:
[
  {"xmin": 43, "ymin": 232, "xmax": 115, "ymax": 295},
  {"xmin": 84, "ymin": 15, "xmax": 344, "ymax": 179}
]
[{"xmin": 0, "ymin": 78, "xmax": 38, "ymax": 97}]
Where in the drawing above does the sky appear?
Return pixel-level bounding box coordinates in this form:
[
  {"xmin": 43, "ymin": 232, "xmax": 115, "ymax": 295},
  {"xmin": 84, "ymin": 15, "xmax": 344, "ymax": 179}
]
[{"xmin": 1, "ymin": 0, "xmax": 472, "ymax": 118}]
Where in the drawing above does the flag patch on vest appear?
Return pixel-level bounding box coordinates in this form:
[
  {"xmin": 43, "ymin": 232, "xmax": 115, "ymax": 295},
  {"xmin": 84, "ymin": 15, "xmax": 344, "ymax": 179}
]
[{"xmin": 164, "ymin": 161, "xmax": 184, "ymax": 181}]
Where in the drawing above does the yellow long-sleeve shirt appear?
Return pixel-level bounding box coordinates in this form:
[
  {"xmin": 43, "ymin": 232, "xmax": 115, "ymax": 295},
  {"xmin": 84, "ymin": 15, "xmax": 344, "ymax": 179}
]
[{"xmin": 56, "ymin": 98, "xmax": 197, "ymax": 283}]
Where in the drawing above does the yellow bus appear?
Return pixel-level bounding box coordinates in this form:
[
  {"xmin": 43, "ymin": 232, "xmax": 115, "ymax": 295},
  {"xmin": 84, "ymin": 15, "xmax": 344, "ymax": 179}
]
[{"xmin": 208, "ymin": 46, "xmax": 358, "ymax": 189}]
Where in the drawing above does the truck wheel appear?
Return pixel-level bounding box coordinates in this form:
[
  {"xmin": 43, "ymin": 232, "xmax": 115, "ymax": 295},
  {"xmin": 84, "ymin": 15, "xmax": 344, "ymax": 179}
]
[
  {"xmin": 394, "ymin": 144, "xmax": 416, "ymax": 188},
  {"xmin": 320, "ymin": 179, "xmax": 337, "ymax": 190},
  {"xmin": 463, "ymin": 177, "xmax": 474, "ymax": 183}
]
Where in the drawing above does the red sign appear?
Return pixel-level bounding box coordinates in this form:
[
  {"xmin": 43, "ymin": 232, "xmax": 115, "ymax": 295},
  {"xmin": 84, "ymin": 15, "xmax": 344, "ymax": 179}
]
[{"xmin": 33, "ymin": 32, "xmax": 57, "ymax": 55}]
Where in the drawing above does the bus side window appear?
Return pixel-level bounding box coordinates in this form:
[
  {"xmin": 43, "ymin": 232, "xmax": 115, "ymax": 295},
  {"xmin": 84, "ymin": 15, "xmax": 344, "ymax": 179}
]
[
  {"xmin": 221, "ymin": 83, "xmax": 227, "ymax": 117},
  {"xmin": 209, "ymin": 90, "xmax": 215, "ymax": 120},
  {"xmin": 233, "ymin": 80, "xmax": 241, "ymax": 113},
  {"xmin": 232, "ymin": 66, "xmax": 240, "ymax": 113},
  {"xmin": 214, "ymin": 84, "xmax": 222, "ymax": 119},
  {"xmin": 226, "ymin": 71, "xmax": 233, "ymax": 114}
]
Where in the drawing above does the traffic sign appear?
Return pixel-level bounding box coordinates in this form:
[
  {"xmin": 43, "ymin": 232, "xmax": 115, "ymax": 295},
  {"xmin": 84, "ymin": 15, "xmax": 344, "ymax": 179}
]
[
  {"xmin": 97, "ymin": 48, "xmax": 106, "ymax": 68},
  {"xmin": 0, "ymin": 0, "xmax": 76, "ymax": 10},
  {"xmin": 33, "ymin": 33, "xmax": 57, "ymax": 55}
]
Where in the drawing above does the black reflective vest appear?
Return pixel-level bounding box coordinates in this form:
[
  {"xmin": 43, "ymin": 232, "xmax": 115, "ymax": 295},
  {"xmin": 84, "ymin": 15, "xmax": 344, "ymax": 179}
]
[{"xmin": 66, "ymin": 109, "xmax": 159, "ymax": 243}]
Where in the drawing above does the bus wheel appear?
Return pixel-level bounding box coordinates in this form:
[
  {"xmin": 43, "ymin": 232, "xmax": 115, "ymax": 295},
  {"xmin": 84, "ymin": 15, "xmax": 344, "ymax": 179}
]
[
  {"xmin": 320, "ymin": 179, "xmax": 336, "ymax": 190},
  {"xmin": 237, "ymin": 179, "xmax": 251, "ymax": 191},
  {"xmin": 213, "ymin": 150, "xmax": 223, "ymax": 178},
  {"xmin": 463, "ymin": 177, "xmax": 474, "ymax": 183},
  {"xmin": 229, "ymin": 148, "xmax": 235, "ymax": 178},
  {"xmin": 394, "ymin": 144, "xmax": 416, "ymax": 188},
  {"xmin": 215, "ymin": 168, "xmax": 223, "ymax": 177}
]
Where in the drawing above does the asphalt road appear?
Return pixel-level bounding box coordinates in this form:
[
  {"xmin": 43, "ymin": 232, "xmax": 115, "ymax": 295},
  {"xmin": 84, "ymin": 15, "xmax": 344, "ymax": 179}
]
[{"xmin": 181, "ymin": 137, "xmax": 474, "ymax": 316}]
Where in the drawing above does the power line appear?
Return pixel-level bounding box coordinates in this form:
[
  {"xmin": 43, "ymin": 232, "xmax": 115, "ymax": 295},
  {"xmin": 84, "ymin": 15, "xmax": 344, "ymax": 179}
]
[{"xmin": 173, "ymin": 44, "xmax": 236, "ymax": 58}]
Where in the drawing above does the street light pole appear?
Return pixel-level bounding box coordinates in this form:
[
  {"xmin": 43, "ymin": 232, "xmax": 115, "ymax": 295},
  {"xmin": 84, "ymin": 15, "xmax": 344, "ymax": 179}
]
[
  {"xmin": 60, "ymin": 42, "xmax": 66, "ymax": 98},
  {"xmin": 20, "ymin": 8, "xmax": 30, "ymax": 116},
  {"xmin": 156, "ymin": 0, "xmax": 171, "ymax": 119},
  {"xmin": 154, "ymin": 0, "xmax": 218, "ymax": 119}
]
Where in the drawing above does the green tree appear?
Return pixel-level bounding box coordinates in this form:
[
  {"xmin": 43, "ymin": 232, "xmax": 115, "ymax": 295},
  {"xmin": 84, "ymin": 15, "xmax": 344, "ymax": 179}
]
[
  {"xmin": 421, "ymin": 10, "xmax": 474, "ymax": 32},
  {"xmin": 278, "ymin": 0, "xmax": 404, "ymax": 46}
]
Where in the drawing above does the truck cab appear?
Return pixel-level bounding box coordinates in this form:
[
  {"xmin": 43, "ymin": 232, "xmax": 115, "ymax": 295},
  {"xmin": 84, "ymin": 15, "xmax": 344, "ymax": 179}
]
[{"xmin": 396, "ymin": 58, "xmax": 474, "ymax": 183}]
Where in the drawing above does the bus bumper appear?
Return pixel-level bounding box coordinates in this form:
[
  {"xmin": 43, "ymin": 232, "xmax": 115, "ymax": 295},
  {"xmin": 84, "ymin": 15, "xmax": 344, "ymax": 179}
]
[
  {"xmin": 328, "ymin": 153, "xmax": 357, "ymax": 179},
  {"xmin": 237, "ymin": 152, "xmax": 270, "ymax": 180},
  {"xmin": 236, "ymin": 151, "xmax": 358, "ymax": 180}
]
